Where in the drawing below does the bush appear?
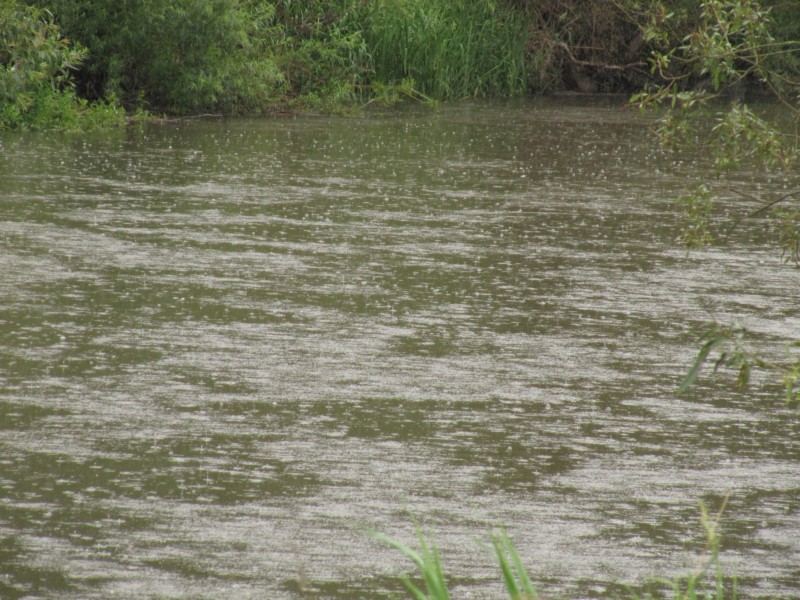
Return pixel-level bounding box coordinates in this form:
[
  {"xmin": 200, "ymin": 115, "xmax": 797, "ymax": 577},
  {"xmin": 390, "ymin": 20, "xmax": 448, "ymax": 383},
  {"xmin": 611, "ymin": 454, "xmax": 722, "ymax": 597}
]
[
  {"xmin": 0, "ymin": 1, "xmax": 123, "ymax": 129},
  {"xmin": 16, "ymin": 0, "xmax": 800, "ymax": 118},
  {"xmin": 37, "ymin": 0, "xmax": 285, "ymax": 115}
]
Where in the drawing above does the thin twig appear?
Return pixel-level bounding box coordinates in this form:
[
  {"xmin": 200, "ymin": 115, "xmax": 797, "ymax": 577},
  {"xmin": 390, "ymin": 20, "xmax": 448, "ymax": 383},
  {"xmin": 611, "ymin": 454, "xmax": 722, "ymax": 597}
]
[{"xmin": 724, "ymin": 188, "xmax": 800, "ymax": 239}]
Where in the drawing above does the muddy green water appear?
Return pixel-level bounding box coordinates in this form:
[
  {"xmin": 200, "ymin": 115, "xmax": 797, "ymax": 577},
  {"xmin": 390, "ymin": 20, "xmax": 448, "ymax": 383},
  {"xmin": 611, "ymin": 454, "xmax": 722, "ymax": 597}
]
[{"xmin": 1, "ymin": 99, "xmax": 798, "ymax": 599}]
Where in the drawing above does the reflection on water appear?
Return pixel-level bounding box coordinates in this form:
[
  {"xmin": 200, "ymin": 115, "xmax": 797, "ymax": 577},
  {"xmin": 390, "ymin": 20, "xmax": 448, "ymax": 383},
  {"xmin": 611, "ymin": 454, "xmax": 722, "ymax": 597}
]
[{"xmin": 1, "ymin": 99, "xmax": 799, "ymax": 599}]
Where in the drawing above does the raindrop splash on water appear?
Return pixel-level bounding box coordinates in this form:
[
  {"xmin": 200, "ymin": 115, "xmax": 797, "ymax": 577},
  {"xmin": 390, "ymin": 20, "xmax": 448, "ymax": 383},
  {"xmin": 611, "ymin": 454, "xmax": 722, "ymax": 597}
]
[{"xmin": 0, "ymin": 99, "xmax": 798, "ymax": 599}]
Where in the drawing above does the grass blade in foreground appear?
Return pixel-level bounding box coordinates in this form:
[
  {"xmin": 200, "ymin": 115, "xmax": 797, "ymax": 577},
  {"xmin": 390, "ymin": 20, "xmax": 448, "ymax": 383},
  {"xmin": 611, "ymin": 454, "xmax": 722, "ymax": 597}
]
[
  {"xmin": 376, "ymin": 503, "xmax": 738, "ymax": 600},
  {"xmin": 491, "ymin": 528, "xmax": 538, "ymax": 600},
  {"xmin": 370, "ymin": 527, "xmax": 450, "ymax": 600},
  {"xmin": 631, "ymin": 498, "xmax": 737, "ymax": 600},
  {"xmin": 373, "ymin": 525, "xmax": 539, "ymax": 600}
]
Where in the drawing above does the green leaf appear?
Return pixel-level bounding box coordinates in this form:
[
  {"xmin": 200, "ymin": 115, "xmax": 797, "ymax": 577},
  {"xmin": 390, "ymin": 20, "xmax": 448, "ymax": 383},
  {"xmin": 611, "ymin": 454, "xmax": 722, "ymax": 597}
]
[
  {"xmin": 679, "ymin": 336, "xmax": 729, "ymax": 392},
  {"xmin": 370, "ymin": 526, "xmax": 450, "ymax": 600},
  {"xmin": 491, "ymin": 529, "xmax": 537, "ymax": 600}
]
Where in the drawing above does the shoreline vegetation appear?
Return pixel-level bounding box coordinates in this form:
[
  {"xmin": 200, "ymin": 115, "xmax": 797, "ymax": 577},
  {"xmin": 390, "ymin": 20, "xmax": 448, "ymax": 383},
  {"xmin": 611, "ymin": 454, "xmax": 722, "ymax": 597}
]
[
  {"xmin": 2, "ymin": 0, "xmax": 800, "ymax": 130},
  {"xmin": 377, "ymin": 500, "xmax": 735, "ymax": 600}
]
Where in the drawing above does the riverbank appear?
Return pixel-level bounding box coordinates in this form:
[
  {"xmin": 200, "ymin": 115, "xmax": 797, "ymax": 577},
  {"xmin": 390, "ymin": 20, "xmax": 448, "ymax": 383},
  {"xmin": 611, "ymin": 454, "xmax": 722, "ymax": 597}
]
[{"xmin": 4, "ymin": 0, "xmax": 800, "ymax": 131}]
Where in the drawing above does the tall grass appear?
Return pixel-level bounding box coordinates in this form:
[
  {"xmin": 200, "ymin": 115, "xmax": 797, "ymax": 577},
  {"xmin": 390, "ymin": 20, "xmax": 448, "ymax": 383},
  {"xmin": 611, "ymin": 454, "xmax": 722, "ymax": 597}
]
[{"xmin": 360, "ymin": 0, "xmax": 529, "ymax": 100}]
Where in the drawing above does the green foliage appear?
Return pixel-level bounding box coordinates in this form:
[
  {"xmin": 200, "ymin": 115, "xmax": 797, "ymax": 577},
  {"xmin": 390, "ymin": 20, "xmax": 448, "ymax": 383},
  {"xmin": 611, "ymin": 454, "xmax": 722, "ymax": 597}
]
[
  {"xmin": 711, "ymin": 103, "xmax": 796, "ymax": 171},
  {"xmin": 689, "ymin": 0, "xmax": 773, "ymax": 90},
  {"xmin": 0, "ymin": 1, "xmax": 124, "ymax": 129},
  {"xmin": 361, "ymin": 0, "xmax": 529, "ymax": 100},
  {"xmin": 632, "ymin": 0, "xmax": 785, "ymax": 114},
  {"xmin": 634, "ymin": 0, "xmax": 776, "ymax": 92},
  {"xmin": 677, "ymin": 185, "xmax": 716, "ymax": 248},
  {"xmin": 38, "ymin": 0, "xmax": 285, "ymax": 114},
  {"xmin": 679, "ymin": 324, "xmax": 753, "ymax": 393},
  {"xmin": 365, "ymin": 77, "xmax": 436, "ymax": 108},
  {"xmin": 0, "ymin": 84, "xmax": 119, "ymax": 130},
  {"xmin": 775, "ymin": 205, "xmax": 800, "ymax": 264},
  {"xmin": 490, "ymin": 529, "xmax": 538, "ymax": 600},
  {"xmin": 371, "ymin": 526, "xmax": 537, "ymax": 600},
  {"xmin": 264, "ymin": 0, "xmax": 531, "ymax": 107},
  {"xmin": 269, "ymin": 1, "xmax": 372, "ymax": 109},
  {"xmin": 10, "ymin": 0, "xmax": 800, "ymax": 118},
  {"xmin": 0, "ymin": 1, "xmax": 83, "ymax": 101},
  {"xmin": 37, "ymin": 0, "xmax": 376, "ymax": 113},
  {"xmin": 632, "ymin": 0, "xmax": 800, "ymax": 261},
  {"xmin": 631, "ymin": 499, "xmax": 737, "ymax": 600},
  {"xmin": 376, "ymin": 512, "xmax": 740, "ymax": 600},
  {"xmin": 679, "ymin": 323, "xmax": 800, "ymax": 407}
]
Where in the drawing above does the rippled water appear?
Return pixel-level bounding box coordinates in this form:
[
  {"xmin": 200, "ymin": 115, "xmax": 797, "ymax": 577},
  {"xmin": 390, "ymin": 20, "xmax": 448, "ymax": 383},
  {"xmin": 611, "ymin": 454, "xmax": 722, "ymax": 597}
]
[{"xmin": 1, "ymin": 99, "xmax": 799, "ymax": 599}]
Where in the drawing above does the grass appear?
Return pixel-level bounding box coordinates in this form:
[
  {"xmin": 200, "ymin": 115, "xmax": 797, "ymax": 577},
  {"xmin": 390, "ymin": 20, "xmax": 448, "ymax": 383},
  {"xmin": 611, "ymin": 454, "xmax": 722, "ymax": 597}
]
[
  {"xmin": 371, "ymin": 525, "xmax": 537, "ymax": 600},
  {"xmin": 360, "ymin": 0, "xmax": 529, "ymax": 100},
  {"xmin": 369, "ymin": 526, "xmax": 451, "ymax": 600},
  {"xmin": 373, "ymin": 500, "xmax": 738, "ymax": 600},
  {"xmin": 490, "ymin": 528, "xmax": 538, "ymax": 600},
  {"xmin": 630, "ymin": 498, "xmax": 737, "ymax": 600}
]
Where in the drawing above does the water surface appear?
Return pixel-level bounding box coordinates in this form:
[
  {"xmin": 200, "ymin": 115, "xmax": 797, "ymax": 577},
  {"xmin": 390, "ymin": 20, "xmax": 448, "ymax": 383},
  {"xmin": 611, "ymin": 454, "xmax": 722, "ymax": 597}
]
[{"xmin": 1, "ymin": 99, "xmax": 799, "ymax": 599}]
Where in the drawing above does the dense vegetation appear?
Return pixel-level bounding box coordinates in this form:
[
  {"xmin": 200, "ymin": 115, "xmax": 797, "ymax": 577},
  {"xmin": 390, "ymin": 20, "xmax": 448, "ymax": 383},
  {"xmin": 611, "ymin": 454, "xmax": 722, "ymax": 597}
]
[
  {"xmin": 0, "ymin": 2, "xmax": 126, "ymax": 128},
  {"xmin": 3, "ymin": 0, "xmax": 800, "ymax": 126}
]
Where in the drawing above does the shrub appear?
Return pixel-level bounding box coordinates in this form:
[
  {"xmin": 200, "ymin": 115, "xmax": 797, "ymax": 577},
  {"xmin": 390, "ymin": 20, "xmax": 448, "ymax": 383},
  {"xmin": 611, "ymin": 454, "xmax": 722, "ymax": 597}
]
[
  {"xmin": 37, "ymin": 0, "xmax": 285, "ymax": 115},
  {"xmin": 0, "ymin": 1, "xmax": 125, "ymax": 129}
]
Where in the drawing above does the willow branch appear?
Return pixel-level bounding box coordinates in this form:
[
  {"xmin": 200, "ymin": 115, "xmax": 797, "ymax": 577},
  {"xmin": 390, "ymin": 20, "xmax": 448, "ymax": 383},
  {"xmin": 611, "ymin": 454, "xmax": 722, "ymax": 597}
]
[{"xmin": 724, "ymin": 189, "xmax": 800, "ymax": 238}]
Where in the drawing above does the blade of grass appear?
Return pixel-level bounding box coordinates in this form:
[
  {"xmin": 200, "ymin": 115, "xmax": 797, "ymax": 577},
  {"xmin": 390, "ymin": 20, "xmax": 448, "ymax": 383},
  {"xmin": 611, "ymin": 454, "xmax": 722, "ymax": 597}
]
[
  {"xmin": 490, "ymin": 528, "xmax": 537, "ymax": 600},
  {"xmin": 370, "ymin": 526, "xmax": 450, "ymax": 600}
]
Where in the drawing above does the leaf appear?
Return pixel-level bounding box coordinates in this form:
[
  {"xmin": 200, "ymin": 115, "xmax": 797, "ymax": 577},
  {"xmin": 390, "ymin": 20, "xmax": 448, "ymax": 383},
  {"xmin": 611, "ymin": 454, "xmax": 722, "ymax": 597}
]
[
  {"xmin": 713, "ymin": 352, "xmax": 729, "ymax": 372},
  {"xmin": 679, "ymin": 336, "xmax": 729, "ymax": 392}
]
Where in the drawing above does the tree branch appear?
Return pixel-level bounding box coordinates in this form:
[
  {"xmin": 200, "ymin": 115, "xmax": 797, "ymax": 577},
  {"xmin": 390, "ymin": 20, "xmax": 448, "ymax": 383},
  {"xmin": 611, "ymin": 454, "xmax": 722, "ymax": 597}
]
[
  {"xmin": 724, "ymin": 188, "xmax": 800, "ymax": 238},
  {"xmin": 556, "ymin": 41, "xmax": 646, "ymax": 71}
]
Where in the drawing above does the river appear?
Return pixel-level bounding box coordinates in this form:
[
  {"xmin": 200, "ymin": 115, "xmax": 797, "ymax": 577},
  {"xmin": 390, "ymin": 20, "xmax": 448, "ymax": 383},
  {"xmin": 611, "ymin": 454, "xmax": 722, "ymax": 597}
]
[{"xmin": 1, "ymin": 98, "xmax": 798, "ymax": 599}]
